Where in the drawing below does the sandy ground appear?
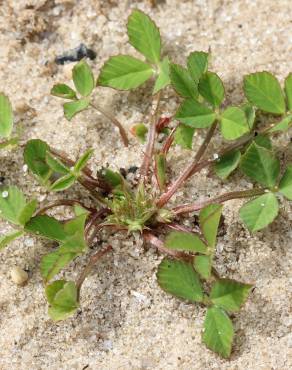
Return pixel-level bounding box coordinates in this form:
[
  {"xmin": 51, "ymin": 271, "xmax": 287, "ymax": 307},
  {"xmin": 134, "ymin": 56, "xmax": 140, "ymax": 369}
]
[{"xmin": 0, "ymin": 0, "xmax": 291, "ymax": 369}]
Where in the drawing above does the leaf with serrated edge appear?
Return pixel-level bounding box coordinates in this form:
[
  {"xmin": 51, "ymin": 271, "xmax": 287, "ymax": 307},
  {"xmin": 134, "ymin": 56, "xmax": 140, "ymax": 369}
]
[
  {"xmin": 214, "ymin": 150, "xmax": 241, "ymax": 179},
  {"xmin": 97, "ymin": 55, "xmax": 153, "ymax": 90},
  {"xmin": 47, "ymin": 281, "xmax": 78, "ymax": 321},
  {"xmin": 203, "ymin": 306, "xmax": 234, "ymax": 358},
  {"xmin": 127, "ymin": 9, "xmax": 161, "ymax": 64},
  {"xmin": 63, "ymin": 98, "xmax": 89, "ymax": 121},
  {"xmin": 73, "ymin": 60, "xmax": 95, "ymax": 97},
  {"xmin": 157, "ymin": 258, "xmax": 203, "ymax": 302},
  {"xmin": 50, "ymin": 84, "xmax": 76, "ymax": 100},
  {"xmin": 25, "ymin": 215, "xmax": 67, "ymax": 241},
  {"xmin": 220, "ymin": 107, "xmax": 250, "ymax": 140},
  {"xmin": 174, "ymin": 124, "xmax": 195, "ymax": 149},
  {"xmin": 279, "ymin": 165, "xmax": 292, "ymax": 200},
  {"xmin": 41, "ymin": 251, "xmax": 77, "ymax": 282},
  {"xmin": 24, "ymin": 139, "xmax": 51, "ymax": 181},
  {"xmin": 199, "ymin": 204, "xmax": 222, "ymax": 248},
  {"xmin": 240, "ymin": 142, "xmax": 280, "ymax": 187},
  {"xmin": 198, "ymin": 72, "xmax": 225, "ymax": 108},
  {"xmin": 0, "ymin": 186, "xmax": 26, "ymax": 225},
  {"xmin": 19, "ymin": 199, "xmax": 37, "ymax": 225},
  {"xmin": 243, "ymin": 71, "xmax": 285, "ymax": 114},
  {"xmin": 193, "ymin": 255, "xmax": 211, "ymax": 280},
  {"xmin": 165, "ymin": 231, "xmax": 207, "ymax": 253},
  {"xmin": 187, "ymin": 51, "xmax": 209, "ymax": 83},
  {"xmin": 210, "ymin": 279, "xmax": 252, "ymax": 312},
  {"xmin": 0, "ymin": 230, "xmax": 24, "ymax": 250},
  {"xmin": 0, "ymin": 94, "xmax": 13, "ymax": 138},
  {"xmin": 170, "ymin": 64, "xmax": 198, "ymax": 99},
  {"xmin": 239, "ymin": 193, "xmax": 279, "ymax": 231},
  {"xmin": 175, "ymin": 99, "xmax": 216, "ymax": 128}
]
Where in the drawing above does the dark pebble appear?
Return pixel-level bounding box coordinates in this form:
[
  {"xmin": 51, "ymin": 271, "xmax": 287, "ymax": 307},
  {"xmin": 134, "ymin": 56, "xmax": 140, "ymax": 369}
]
[{"xmin": 55, "ymin": 43, "xmax": 96, "ymax": 65}]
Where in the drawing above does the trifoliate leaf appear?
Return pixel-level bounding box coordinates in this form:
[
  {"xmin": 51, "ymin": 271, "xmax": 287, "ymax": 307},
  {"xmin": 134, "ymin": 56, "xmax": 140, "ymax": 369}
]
[
  {"xmin": 193, "ymin": 255, "xmax": 212, "ymax": 280},
  {"xmin": 243, "ymin": 72, "xmax": 285, "ymax": 114},
  {"xmin": 0, "ymin": 93, "xmax": 13, "ymax": 138},
  {"xmin": 214, "ymin": 150, "xmax": 241, "ymax": 179},
  {"xmin": 210, "ymin": 279, "xmax": 252, "ymax": 312},
  {"xmin": 220, "ymin": 107, "xmax": 250, "ymax": 140},
  {"xmin": 198, "ymin": 72, "xmax": 225, "ymax": 108},
  {"xmin": 199, "ymin": 204, "xmax": 222, "ymax": 248},
  {"xmin": 202, "ymin": 306, "xmax": 234, "ymax": 358},
  {"xmin": 72, "ymin": 60, "xmax": 95, "ymax": 97},
  {"xmin": 173, "ymin": 124, "xmax": 195, "ymax": 149},
  {"xmin": 24, "ymin": 139, "xmax": 51, "ymax": 182},
  {"xmin": 240, "ymin": 142, "xmax": 280, "ymax": 187},
  {"xmin": 50, "ymin": 84, "xmax": 76, "ymax": 100},
  {"xmin": 25, "ymin": 215, "xmax": 67, "ymax": 241},
  {"xmin": 170, "ymin": 64, "xmax": 198, "ymax": 99},
  {"xmin": 153, "ymin": 57, "xmax": 170, "ymax": 94},
  {"xmin": 97, "ymin": 55, "xmax": 153, "ymax": 90},
  {"xmin": 285, "ymin": 73, "xmax": 292, "ymax": 111},
  {"xmin": 0, "ymin": 230, "xmax": 24, "ymax": 250},
  {"xmin": 157, "ymin": 258, "xmax": 203, "ymax": 302},
  {"xmin": 175, "ymin": 98, "xmax": 216, "ymax": 128},
  {"xmin": 127, "ymin": 9, "xmax": 161, "ymax": 64},
  {"xmin": 165, "ymin": 231, "xmax": 207, "ymax": 254},
  {"xmin": 239, "ymin": 193, "xmax": 279, "ymax": 231},
  {"xmin": 279, "ymin": 165, "xmax": 292, "ymax": 200},
  {"xmin": 187, "ymin": 51, "xmax": 209, "ymax": 83},
  {"xmin": 63, "ymin": 98, "xmax": 90, "ymax": 120}
]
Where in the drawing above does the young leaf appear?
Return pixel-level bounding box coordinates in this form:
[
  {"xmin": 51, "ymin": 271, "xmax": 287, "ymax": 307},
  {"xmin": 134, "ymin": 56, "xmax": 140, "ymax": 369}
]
[
  {"xmin": 0, "ymin": 230, "xmax": 24, "ymax": 250},
  {"xmin": 18, "ymin": 199, "xmax": 37, "ymax": 225},
  {"xmin": 130, "ymin": 123, "xmax": 148, "ymax": 143},
  {"xmin": 73, "ymin": 148, "xmax": 94, "ymax": 175},
  {"xmin": 169, "ymin": 64, "xmax": 198, "ymax": 99},
  {"xmin": 214, "ymin": 150, "xmax": 241, "ymax": 179},
  {"xmin": 193, "ymin": 255, "xmax": 212, "ymax": 280},
  {"xmin": 63, "ymin": 98, "xmax": 90, "ymax": 120},
  {"xmin": 199, "ymin": 204, "xmax": 223, "ymax": 248},
  {"xmin": 198, "ymin": 72, "xmax": 225, "ymax": 108},
  {"xmin": 0, "ymin": 93, "xmax": 13, "ymax": 138},
  {"xmin": 268, "ymin": 114, "xmax": 292, "ymax": 133},
  {"xmin": 173, "ymin": 124, "xmax": 195, "ymax": 149},
  {"xmin": 25, "ymin": 215, "xmax": 67, "ymax": 241},
  {"xmin": 285, "ymin": 73, "xmax": 292, "ymax": 111},
  {"xmin": 165, "ymin": 231, "xmax": 207, "ymax": 254},
  {"xmin": 203, "ymin": 306, "xmax": 234, "ymax": 359},
  {"xmin": 41, "ymin": 251, "xmax": 77, "ymax": 282},
  {"xmin": 157, "ymin": 258, "xmax": 203, "ymax": 302},
  {"xmin": 46, "ymin": 281, "xmax": 78, "ymax": 321},
  {"xmin": 239, "ymin": 193, "xmax": 279, "ymax": 232},
  {"xmin": 50, "ymin": 174, "xmax": 76, "ymax": 192},
  {"xmin": 127, "ymin": 9, "xmax": 161, "ymax": 64},
  {"xmin": 24, "ymin": 139, "xmax": 51, "ymax": 181},
  {"xmin": 72, "ymin": 60, "xmax": 95, "ymax": 97},
  {"xmin": 279, "ymin": 165, "xmax": 292, "ymax": 200},
  {"xmin": 254, "ymin": 134, "xmax": 272, "ymax": 150},
  {"xmin": 46, "ymin": 152, "xmax": 70, "ymax": 175},
  {"xmin": 240, "ymin": 142, "xmax": 280, "ymax": 187},
  {"xmin": 97, "ymin": 55, "xmax": 153, "ymax": 90},
  {"xmin": 175, "ymin": 99, "xmax": 216, "ymax": 128},
  {"xmin": 153, "ymin": 57, "xmax": 170, "ymax": 94},
  {"xmin": 154, "ymin": 153, "xmax": 167, "ymax": 191},
  {"xmin": 210, "ymin": 279, "xmax": 252, "ymax": 312},
  {"xmin": 243, "ymin": 71, "xmax": 285, "ymax": 114},
  {"xmin": 220, "ymin": 107, "xmax": 250, "ymax": 140},
  {"xmin": 0, "ymin": 186, "xmax": 26, "ymax": 225},
  {"xmin": 187, "ymin": 51, "xmax": 209, "ymax": 83},
  {"xmin": 50, "ymin": 84, "xmax": 76, "ymax": 100}
]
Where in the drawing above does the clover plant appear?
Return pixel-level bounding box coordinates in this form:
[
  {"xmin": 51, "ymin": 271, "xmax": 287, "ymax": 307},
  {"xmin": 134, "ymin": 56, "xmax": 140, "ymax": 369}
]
[{"xmin": 1, "ymin": 10, "xmax": 291, "ymax": 359}]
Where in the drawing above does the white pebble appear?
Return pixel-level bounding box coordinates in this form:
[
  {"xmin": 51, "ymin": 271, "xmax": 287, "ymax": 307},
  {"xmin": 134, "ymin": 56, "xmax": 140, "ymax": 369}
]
[
  {"xmin": 24, "ymin": 238, "xmax": 34, "ymax": 247},
  {"xmin": 10, "ymin": 266, "xmax": 28, "ymax": 286},
  {"xmin": 22, "ymin": 164, "xmax": 28, "ymax": 172},
  {"xmin": 213, "ymin": 153, "xmax": 219, "ymax": 160},
  {"xmin": 2, "ymin": 191, "xmax": 8, "ymax": 198}
]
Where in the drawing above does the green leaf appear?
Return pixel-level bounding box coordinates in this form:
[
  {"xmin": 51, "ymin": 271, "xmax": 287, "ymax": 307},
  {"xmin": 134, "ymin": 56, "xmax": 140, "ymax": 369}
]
[
  {"xmin": 24, "ymin": 139, "xmax": 51, "ymax": 181},
  {"xmin": 285, "ymin": 73, "xmax": 292, "ymax": 111},
  {"xmin": 0, "ymin": 93, "xmax": 13, "ymax": 138},
  {"xmin": 63, "ymin": 98, "xmax": 90, "ymax": 120},
  {"xmin": 101, "ymin": 168, "xmax": 123, "ymax": 187},
  {"xmin": 97, "ymin": 55, "xmax": 153, "ymax": 90},
  {"xmin": 127, "ymin": 9, "xmax": 161, "ymax": 64},
  {"xmin": 214, "ymin": 150, "xmax": 241, "ymax": 179},
  {"xmin": 240, "ymin": 142, "xmax": 280, "ymax": 187},
  {"xmin": 254, "ymin": 134, "xmax": 272, "ymax": 150},
  {"xmin": 169, "ymin": 64, "xmax": 198, "ymax": 99},
  {"xmin": 63, "ymin": 213, "xmax": 88, "ymax": 237},
  {"xmin": 46, "ymin": 281, "xmax": 78, "ymax": 321},
  {"xmin": 50, "ymin": 174, "xmax": 76, "ymax": 192},
  {"xmin": 202, "ymin": 306, "xmax": 234, "ymax": 358},
  {"xmin": 173, "ymin": 124, "xmax": 195, "ymax": 149},
  {"xmin": 0, "ymin": 230, "xmax": 24, "ymax": 250},
  {"xmin": 239, "ymin": 193, "xmax": 279, "ymax": 231},
  {"xmin": 74, "ymin": 148, "xmax": 94, "ymax": 175},
  {"xmin": 243, "ymin": 71, "xmax": 285, "ymax": 114},
  {"xmin": 50, "ymin": 84, "xmax": 76, "ymax": 100},
  {"xmin": 154, "ymin": 153, "xmax": 167, "ymax": 190},
  {"xmin": 41, "ymin": 251, "xmax": 77, "ymax": 282},
  {"xmin": 187, "ymin": 51, "xmax": 209, "ymax": 83},
  {"xmin": 25, "ymin": 215, "xmax": 67, "ymax": 241},
  {"xmin": 165, "ymin": 231, "xmax": 207, "ymax": 254},
  {"xmin": 153, "ymin": 57, "xmax": 170, "ymax": 94},
  {"xmin": 131, "ymin": 123, "xmax": 148, "ymax": 143},
  {"xmin": 157, "ymin": 258, "xmax": 203, "ymax": 302},
  {"xmin": 241, "ymin": 103, "xmax": 256, "ymax": 129},
  {"xmin": 210, "ymin": 279, "xmax": 252, "ymax": 312},
  {"xmin": 18, "ymin": 199, "xmax": 37, "ymax": 225},
  {"xmin": 0, "ymin": 186, "xmax": 26, "ymax": 225},
  {"xmin": 193, "ymin": 255, "xmax": 211, "ymax": 280},
  {"xmin": 0, "ymin": 136, "xmax": 18, "ymax": 150},
  {"xmin": 268, "ymin": 114, "xmax": 292, "ymax": 133},
  {"xmin": 72, "ymin": 60, "xmax": 95, "ymax": 97},
  {"xmin": 46, "ymin": 152, "xmax": 70, "ymax": 175},
  {"xmin": 175, "ymin": 99, "xmax": 216, "ymax": 128},
  {"xmin": 199, "ymin": 204, "xmax": 223, "ymax": 248},
  {"xmin": 279, "ymin": 165, "xmax": 292, "ymax": 200},
  {"xmin": 198, "ymin": 72, "xmax": 225, "ymax": 108},
  {"xmin": 220, "ymin": 107, "xmax": 250, "ymax": 140}
]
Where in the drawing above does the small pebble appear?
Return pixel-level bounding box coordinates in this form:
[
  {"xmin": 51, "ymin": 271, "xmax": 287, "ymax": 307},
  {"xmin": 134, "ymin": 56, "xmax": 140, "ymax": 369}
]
[
  {"xmin": 10, "ymin": 266, "xmax": 28, "ymax": 286},
  {"xmin": 2, "ymin": 191, "xmax": 8, "ymax": 198}
]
